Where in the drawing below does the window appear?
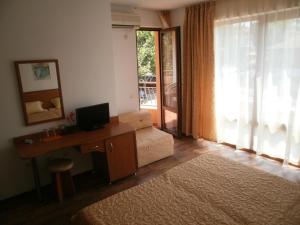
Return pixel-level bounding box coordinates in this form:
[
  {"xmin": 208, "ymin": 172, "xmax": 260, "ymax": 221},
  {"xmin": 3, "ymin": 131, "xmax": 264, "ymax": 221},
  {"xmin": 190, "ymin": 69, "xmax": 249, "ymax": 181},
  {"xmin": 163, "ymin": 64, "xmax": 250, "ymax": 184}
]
[{"xmin": 215, "ymin": 8, "xmax": 300, "ymax": 165}]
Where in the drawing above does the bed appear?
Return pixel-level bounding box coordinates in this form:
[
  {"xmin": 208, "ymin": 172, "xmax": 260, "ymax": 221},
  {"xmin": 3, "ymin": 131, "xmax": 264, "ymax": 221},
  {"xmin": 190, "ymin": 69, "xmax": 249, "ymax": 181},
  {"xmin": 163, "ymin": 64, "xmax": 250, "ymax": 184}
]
[
  {"xmin": 71, "ymin": 153, "xmax": 300, "ymax": 225},
  {"xmin": 27, "ymin": 108, "xmax": 62, "ymax": 123}
]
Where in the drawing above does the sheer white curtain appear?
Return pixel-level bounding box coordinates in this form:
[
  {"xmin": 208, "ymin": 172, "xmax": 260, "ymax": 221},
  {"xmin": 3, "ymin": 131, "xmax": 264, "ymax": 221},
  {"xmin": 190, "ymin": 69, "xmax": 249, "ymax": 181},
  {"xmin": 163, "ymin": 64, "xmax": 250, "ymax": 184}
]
[{"xmin": 215, "ymin": 3, "xmax": 300, "ymax": 165}]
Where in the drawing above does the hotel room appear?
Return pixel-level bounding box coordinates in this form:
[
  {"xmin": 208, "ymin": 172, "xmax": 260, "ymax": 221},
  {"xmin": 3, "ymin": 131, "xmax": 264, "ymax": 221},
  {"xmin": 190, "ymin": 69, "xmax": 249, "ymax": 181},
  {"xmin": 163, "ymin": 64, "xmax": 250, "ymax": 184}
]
[{"xmin": 0, "ymin": 0, "xmax": 300, "ymax": 224}]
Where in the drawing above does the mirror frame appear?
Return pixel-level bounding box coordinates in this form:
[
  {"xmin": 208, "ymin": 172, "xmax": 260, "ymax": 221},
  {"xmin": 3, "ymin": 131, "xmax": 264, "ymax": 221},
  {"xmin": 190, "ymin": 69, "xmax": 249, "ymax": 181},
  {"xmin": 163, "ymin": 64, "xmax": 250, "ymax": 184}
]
[{"xmin": 15, "ymin": 59, "xmax": 65, "ymax": 125}]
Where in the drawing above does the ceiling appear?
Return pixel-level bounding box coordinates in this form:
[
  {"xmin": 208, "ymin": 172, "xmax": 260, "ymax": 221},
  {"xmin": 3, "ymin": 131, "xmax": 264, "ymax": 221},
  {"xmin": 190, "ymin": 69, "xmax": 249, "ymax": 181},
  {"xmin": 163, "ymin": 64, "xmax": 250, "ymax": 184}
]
[{"xmin": 110, "ymin": 0, "xmax": 205, "ymax": 10}]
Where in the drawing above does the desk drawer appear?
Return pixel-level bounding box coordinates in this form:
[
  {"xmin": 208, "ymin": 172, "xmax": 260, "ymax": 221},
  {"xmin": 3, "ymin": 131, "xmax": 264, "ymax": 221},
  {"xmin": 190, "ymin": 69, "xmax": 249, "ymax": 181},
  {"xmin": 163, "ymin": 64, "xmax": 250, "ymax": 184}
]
[{"xmin": 80, "ymin": 141, "xmax": 105, "ymax": 154}]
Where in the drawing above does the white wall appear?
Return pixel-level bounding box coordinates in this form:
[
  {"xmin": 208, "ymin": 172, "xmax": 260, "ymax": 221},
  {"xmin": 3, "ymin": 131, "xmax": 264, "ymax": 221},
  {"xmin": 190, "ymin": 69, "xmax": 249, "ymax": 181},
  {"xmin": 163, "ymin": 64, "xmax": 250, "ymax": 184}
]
[
  {"xmin": 0, "ymin": 0, "xmax": 116, "ymax": 200},
  {"xmin": 112, "ymin": 28, "xmax": 139, "ymax": 114},
  {"xmin": 112, "ymin": 7, "xmax": 162, "ymax": 114},
  {"xmin": 135, "ymin": 8, "xmax": 162, "ymax": 28},
  {"xmin": 170, "ymin": 7, "xmax": 185, "ymax": 28}
]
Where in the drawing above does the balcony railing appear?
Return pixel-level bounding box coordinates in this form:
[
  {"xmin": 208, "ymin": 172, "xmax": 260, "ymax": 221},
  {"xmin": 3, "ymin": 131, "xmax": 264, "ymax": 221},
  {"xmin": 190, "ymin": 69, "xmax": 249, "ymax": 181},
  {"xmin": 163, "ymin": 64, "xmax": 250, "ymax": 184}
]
[{"xmin": 139, "ymin": 80, "xmax": 157, "ymax": 108}]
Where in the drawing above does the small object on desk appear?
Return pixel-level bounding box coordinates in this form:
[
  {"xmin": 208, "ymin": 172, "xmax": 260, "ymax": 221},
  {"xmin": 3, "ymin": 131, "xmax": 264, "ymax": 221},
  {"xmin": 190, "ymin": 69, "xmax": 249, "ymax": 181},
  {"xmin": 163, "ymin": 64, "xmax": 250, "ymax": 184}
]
[
  {"xmin": 41, "ymin": 127, "xmax": 63, "ymax": 142},
  {"xmin": 58, "ymin": 124, "xmax": 66, "ymax": 133},
  {"xmin": 50, "ymin": 127, "xmax": 57, "ymax": 136},
  {"xmin": 24, "ymin": 138, "xmax": 34, "ymax": 144},
  {"xmin": 43, "ymin": 128, "xmax": 50, "ymax": 137}
]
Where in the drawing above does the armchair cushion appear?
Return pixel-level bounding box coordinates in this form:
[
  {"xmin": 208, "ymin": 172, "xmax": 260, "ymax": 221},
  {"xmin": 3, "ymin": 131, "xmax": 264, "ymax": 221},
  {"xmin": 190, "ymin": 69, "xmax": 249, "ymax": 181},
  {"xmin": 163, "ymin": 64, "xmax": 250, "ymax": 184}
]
[
  {"xmin": 119, "ymin": 110, "xmax": 152, "ymax": 130},
  {"xmin": 136, "ymin": 127, "xmax": 174, "ymax": 167}
]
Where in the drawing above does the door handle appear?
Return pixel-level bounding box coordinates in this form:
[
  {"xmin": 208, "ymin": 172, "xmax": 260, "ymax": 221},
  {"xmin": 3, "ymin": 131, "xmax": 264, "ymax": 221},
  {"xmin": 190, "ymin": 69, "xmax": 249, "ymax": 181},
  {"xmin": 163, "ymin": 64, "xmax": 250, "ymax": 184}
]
[{"xmin": 109, "ymin": 142, "xmax": 114, "ymax": 152}]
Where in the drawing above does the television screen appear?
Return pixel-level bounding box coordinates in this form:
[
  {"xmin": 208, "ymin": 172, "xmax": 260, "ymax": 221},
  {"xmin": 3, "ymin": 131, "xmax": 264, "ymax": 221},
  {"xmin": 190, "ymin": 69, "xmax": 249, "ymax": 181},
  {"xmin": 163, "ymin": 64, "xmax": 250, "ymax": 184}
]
[{"xmin": 76, "ymin": 103, "xmax": 110, "ymax": 131}]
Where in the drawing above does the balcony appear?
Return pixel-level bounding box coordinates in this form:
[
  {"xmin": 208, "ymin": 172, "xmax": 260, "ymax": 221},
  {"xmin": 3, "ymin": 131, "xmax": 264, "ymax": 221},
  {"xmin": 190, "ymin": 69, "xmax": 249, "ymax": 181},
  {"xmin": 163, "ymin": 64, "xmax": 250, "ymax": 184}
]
[{"xmin": 138, "ymin": 75, "xmax": 157, "ymax": 109}]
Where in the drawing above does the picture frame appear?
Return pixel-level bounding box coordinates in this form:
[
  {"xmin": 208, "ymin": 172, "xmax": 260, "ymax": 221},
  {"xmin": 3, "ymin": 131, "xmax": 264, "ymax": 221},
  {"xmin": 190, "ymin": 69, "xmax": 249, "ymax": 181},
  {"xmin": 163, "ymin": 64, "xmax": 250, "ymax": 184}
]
[{"xmin": 15, "ymin": 59, "xmax": 65, "ymax": 125}]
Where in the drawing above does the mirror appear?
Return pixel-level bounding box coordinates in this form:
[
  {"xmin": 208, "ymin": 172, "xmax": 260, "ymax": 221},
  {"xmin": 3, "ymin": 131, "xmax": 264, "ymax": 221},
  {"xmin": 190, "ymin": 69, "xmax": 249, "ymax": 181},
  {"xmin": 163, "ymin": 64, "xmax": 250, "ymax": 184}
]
[{"xmin": 15, "ymin": 59, "xmax": 65, "ymax": 125}]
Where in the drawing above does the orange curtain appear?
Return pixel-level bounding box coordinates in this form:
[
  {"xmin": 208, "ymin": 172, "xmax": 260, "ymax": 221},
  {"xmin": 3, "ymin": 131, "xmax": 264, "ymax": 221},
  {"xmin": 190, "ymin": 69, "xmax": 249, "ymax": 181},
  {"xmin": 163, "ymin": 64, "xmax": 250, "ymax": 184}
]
[{"xmin": 183, "ymin": 1, "xmax": 216, "ymax": 141}]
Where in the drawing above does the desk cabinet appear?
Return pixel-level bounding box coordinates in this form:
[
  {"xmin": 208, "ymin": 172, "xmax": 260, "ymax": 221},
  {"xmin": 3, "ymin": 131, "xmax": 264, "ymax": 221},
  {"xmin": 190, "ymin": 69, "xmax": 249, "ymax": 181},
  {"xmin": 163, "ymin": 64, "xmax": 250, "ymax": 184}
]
[
  {"xmin": 105, "ymin": 132, "xmax": 137, "ymax": 182},
  {"xmin": 14, "ymin": 122, "xmax": 137, "ymax": 200},
  {"xmin": 80, "ymin": 141, "xmax": 105, "ymax": 154}
]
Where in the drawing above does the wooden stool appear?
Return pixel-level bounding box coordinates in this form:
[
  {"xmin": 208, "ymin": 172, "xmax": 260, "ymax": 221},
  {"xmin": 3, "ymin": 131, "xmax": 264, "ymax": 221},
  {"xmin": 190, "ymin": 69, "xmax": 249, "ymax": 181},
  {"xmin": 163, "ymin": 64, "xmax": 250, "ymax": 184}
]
[{"xmin": 48, "ymin": 158, "xmax": 75, "ymax": 202}]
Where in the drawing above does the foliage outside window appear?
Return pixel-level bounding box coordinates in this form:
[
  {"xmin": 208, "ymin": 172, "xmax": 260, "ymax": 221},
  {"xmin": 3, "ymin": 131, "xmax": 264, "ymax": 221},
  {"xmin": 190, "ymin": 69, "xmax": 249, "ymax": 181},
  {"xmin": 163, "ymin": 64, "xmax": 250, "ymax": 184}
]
[{"xmin": 136, "ymin": 31, "xmax": 156, "ymax": 77}]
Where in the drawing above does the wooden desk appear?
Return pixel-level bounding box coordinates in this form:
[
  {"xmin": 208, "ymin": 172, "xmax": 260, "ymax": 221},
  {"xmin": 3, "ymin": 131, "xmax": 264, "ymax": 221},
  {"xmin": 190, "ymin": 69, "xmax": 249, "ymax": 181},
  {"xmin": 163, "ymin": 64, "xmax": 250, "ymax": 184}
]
[{"xmin": 14, "ymin": 123, "xmax": 138, "ymax": 200}]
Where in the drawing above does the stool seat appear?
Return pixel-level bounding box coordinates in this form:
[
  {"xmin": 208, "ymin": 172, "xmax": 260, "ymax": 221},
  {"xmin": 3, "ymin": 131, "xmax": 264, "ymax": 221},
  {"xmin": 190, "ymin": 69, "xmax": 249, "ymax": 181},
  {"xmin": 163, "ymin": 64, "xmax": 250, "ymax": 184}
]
[{"xmin": 48, "ymin": 158, "xmax": 74, "ymax": 173}]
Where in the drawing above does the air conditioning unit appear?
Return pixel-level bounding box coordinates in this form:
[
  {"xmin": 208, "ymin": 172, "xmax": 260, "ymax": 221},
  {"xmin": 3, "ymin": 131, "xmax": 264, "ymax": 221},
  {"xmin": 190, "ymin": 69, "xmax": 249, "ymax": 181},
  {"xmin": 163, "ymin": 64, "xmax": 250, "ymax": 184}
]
[{"xmin": 111, "ymin": 11, "xmax": 141, "ymax": 28}]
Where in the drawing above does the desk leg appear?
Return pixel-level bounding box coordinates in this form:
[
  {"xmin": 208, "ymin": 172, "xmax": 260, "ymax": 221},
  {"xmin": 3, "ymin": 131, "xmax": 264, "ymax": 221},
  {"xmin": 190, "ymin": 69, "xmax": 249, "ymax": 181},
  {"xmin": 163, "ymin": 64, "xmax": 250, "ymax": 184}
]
[{"xmin": 31, "ymin": 158, "xmax": 42, "ymax": 201}]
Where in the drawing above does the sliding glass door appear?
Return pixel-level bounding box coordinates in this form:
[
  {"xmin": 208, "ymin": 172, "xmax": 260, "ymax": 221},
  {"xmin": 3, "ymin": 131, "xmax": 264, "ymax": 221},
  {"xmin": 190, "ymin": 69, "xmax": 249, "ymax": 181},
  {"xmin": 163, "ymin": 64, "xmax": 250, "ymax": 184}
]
[
  {"xmin": 136, "ymin": 29, "xmax": 161, "ymax": 127},
  {"xmin": 215, "ymin": 9, "xmax": 300, "ymax": 165},
  {"xmin": 160, "ymin": 27, "xmax": 182, "ymax": 137}
]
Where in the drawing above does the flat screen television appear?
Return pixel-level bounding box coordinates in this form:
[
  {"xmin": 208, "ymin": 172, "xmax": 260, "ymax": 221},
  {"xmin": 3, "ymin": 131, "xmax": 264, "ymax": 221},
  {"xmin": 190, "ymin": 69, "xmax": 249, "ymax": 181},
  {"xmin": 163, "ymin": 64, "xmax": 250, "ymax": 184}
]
[{"xmin": 76, "ymin": 103, "xmax": 110, "ymax": 131}]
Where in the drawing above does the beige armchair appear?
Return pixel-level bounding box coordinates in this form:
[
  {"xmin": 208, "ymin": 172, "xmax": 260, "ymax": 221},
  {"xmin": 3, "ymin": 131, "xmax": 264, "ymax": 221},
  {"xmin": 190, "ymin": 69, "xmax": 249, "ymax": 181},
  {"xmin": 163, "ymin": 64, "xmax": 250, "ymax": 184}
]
[{"xmin": 119, "ymin": 110, "xmax": 174, "ymax": 167}]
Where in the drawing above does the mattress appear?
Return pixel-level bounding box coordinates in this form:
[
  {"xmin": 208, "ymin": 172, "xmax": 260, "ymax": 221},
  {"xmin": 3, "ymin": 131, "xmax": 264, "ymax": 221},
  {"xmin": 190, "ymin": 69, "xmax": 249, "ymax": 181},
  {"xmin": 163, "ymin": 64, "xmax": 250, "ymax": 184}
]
[
  {"xmin": 136, "ymin": 127, "xmax": 174, "ymax": 167},
  {"xmin": 72, "ymin": 153, "xmax": 300, "ymax": 225}
]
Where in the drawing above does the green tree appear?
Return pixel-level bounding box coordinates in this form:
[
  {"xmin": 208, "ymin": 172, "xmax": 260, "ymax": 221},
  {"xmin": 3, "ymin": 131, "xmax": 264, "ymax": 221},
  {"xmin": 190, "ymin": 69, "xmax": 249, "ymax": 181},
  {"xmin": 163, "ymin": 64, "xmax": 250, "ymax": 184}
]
[{"xmin": 136, "ymin": 31, "xmax": 156, "ymax": 78}]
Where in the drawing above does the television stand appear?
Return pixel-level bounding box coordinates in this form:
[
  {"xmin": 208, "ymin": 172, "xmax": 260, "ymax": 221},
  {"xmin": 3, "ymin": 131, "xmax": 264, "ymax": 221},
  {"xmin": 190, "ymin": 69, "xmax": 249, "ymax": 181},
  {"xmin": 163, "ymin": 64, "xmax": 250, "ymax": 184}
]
[{"xmin": 84, "ymin": 124, "xmax": 105, "ymax": 131}]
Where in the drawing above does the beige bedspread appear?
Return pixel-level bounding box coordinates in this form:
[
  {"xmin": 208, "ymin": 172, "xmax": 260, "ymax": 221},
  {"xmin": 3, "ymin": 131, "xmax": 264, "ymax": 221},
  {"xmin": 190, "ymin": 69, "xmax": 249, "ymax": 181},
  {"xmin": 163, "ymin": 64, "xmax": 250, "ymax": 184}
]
[
  {"xmin": 72, "ymin": 153, "xmax": 300, "ymax": 225},
  {"xmin": 27, "ymin": 108, "xmax": 62, "ymax": 123}
]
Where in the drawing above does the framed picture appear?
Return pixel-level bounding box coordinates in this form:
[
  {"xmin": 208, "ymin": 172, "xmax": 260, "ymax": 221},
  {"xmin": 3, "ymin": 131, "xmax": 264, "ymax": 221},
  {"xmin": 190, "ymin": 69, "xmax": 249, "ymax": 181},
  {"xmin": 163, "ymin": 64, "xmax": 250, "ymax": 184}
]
[
  {"xmin": 15, "ymin": 59, "xmax": 65, "ymax": 125},
  {"xmin": 16, "ymin": 60, "xmax": 59, "ymax": 92},
  {"xmin": 32, "ymin": 63, "xmax": 51, "ymax": 80}
]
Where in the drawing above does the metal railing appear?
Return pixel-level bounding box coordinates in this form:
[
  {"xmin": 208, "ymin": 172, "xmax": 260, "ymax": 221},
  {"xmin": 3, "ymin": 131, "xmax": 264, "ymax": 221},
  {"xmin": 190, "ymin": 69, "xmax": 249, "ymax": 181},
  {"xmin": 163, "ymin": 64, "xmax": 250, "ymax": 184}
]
[{"xmin": 138, "ymin": 81, "xmax": 157, "ymax": 107}]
